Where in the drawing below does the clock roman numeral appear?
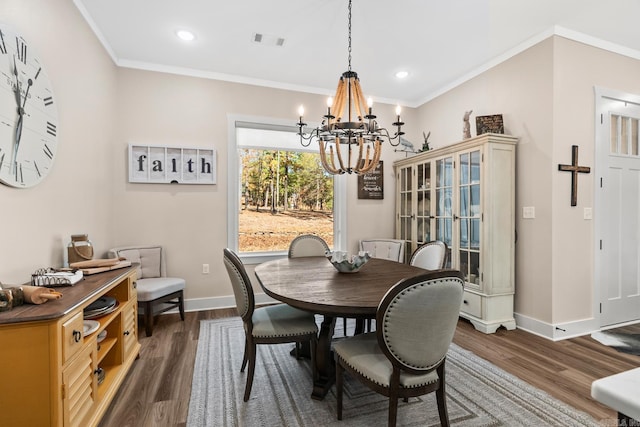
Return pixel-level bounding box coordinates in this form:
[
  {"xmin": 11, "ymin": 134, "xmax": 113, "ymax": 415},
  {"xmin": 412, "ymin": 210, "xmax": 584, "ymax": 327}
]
[
  {"xmin": 0, "ymin": 30, "xmax": 6, "ymax": 54},
  {"xmin": 34, "ymin": 160, "xmax": 41, "ymax": 177},
  {"xmin": 0, "ymin": 152, "xmax": 4, "ymax": 170},
  {"xmin": 15, "ymin": 162, "xmax": 23, "ymax": 183},
  {"xmin": 43, "ymin": 144, "xmax": 53, "ymax": 159},
  {"xmin": 46, "ymin": 122, "xmax": 56, "ymax": 137},
  {"xmin": 16, "ymin": 37, "xmax": 26, "ymax": 64},
  {"xmin": 44, "ymin": 96, "xmax": 53, "ymax": 106}
]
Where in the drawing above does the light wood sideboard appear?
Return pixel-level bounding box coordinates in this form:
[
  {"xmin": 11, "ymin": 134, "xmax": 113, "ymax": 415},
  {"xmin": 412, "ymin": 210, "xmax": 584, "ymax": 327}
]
[{"xmin": 0, "ymin": 266, "xmax": 140, "ymax": 427}]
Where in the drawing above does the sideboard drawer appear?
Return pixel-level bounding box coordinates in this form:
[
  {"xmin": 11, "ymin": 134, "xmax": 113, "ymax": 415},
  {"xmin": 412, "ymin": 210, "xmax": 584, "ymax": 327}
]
[
  {"xmin": 62, "ymin": 312, "xmax": 84, "ymax": 363},
  {"xmin": 460, "ymin": 291, "xmax": 482, "ymax": 318}
]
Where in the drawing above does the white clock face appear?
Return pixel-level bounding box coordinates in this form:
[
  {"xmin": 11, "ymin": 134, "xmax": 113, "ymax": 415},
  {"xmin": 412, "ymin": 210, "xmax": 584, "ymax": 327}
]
[{"xmin": 0, "ymin": 24, "xmax": 58, "ymax": 188}]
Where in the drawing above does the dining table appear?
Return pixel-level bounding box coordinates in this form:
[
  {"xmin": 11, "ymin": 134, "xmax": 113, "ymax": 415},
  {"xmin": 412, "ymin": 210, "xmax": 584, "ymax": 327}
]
[{"xmin": 254, "ymin": 256, "xmax": 428, "ymax": 400}]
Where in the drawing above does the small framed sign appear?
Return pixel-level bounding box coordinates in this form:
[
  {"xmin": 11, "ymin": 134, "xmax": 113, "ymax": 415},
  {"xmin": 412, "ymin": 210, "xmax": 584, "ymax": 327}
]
[
  {"xmin": 358, "ymin": 161, "xmax": 384, "ymax": 199},
  {"xmin": 475, "ymin": 114, "xmax": 504, "ymax": 136},
  {"xmin": 129, "ymin": 144, "xmax": 216, "ymax": 184}
]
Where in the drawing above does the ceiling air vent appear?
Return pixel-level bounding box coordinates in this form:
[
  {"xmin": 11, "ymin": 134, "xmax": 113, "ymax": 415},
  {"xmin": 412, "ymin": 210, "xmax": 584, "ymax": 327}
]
[{"xmin": 252, "ymin": 33, "xmax": 285, "ymax": 47}]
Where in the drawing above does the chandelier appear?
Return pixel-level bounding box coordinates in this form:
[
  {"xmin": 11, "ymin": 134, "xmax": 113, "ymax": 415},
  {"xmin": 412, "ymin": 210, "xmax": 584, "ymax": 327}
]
[{"xmin": 296, "ymin": 0, "xmax": 404, "ymax": 175}]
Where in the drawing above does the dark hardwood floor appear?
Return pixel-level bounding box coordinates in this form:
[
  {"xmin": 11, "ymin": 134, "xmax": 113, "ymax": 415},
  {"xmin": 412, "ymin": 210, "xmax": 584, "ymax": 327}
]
[{"xmin": 99, "ymin": 310, "xmax": 640, "ymax": 426}]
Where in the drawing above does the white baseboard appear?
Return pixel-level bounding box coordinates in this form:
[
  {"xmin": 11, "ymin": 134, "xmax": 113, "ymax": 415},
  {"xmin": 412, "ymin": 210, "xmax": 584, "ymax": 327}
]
[
  {"xmin": 514, "ymin": 312, "xmax": 599, "ymax": 341},
  {"xmin": 164, "ymin": 292, "xmax": 278, "ymax": 314},
  {"xmin": 170, "ymin": 299, "xmax": 603, "ymax": 341}
]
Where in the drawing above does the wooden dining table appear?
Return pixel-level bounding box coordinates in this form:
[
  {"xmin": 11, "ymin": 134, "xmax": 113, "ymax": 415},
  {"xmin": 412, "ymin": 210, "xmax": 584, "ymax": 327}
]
[{"xmin": 254, "ymin": 256, "xmax": 427, "ymax": 400}]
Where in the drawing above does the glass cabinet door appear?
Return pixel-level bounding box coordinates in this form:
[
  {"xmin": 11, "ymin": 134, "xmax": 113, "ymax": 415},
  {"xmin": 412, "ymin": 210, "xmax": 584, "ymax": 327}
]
[
  {"xmin": 397, "ymin": 165, "xmax": 413, "ymax": 243},
  {"xmin": 435, "ymin": 156, "xmax": 453, "ymax": 267},
  {"xmin": 458, "ymin": 150, "xmax": 481, "ymax": 284},
  {"xmin": 416, "ymin": 161, "xmax": 432, "ymax": 247}
]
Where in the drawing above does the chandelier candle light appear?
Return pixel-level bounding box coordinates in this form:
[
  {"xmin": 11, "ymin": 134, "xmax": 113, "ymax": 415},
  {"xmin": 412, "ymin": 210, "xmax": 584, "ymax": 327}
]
[{"xmin": 296, "ymin": 0, "xmax": 405, "ymax": 175}]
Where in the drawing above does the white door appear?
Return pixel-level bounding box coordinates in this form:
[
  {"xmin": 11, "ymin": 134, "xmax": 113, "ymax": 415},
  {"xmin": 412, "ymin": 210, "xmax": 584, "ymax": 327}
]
[{"xmin": 596, "ymin": 88, "xmax": 640, "ymax": 326}]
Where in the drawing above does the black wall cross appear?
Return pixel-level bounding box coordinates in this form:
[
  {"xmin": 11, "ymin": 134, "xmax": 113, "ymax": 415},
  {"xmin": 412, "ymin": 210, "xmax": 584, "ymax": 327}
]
[{"xmin": 558, "ymin": 145, "xmax": 591, "ymax": 206}]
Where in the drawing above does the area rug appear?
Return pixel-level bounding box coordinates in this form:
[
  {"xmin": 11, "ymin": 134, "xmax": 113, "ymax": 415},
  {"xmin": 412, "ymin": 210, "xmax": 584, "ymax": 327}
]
[
  {"xmin": 187, "ymin": 317, "xmax": 599, "ymax": 427},
  {"xmin": 591, "ymin": 330, "xmax": 640, "ymax": 356}
]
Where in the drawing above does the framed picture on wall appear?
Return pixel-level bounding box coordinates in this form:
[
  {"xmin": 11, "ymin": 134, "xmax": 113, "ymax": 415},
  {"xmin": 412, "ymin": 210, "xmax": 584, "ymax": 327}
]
[
  {"xmin": 357, "ymin": 161, "xmax": 383, "ymax": 199},
  {"xmin": 129, "ymin": 144, "xmax": 216, "ymax": 184}
]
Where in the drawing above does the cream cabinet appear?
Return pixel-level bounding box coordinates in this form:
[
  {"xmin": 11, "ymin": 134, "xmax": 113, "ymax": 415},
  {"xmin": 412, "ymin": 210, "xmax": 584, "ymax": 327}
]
[
  {"xmin": 395, "ymin": 133, "xmax": 517, "ymax": 333},
  {"xmin": 0, "ymin": 266, "xmax": 140, "ymax": 426}
]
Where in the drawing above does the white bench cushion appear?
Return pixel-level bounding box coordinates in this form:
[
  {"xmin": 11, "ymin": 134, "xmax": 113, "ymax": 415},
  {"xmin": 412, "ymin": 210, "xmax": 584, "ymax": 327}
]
[
  {"xmin": 136, "ymin": 277, "xmax": 185, "ymax": 302},
  {"xmin": 591, "ymin": 367, "xmax": 640, "ymax": 420}
]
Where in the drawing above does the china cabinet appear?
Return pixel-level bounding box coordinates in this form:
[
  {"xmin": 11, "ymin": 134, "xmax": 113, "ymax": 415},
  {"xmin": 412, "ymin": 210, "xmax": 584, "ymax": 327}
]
[
  {"xmin": 395, "ymin": 133, "xmax": 517, "ymax": 333},
  {"xmin": 0, "ymin": 266, "xmax": 140, "ymax": 426}
]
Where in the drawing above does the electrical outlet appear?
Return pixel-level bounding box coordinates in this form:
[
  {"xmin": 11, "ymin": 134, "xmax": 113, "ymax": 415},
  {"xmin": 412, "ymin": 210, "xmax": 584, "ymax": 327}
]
[
  {"xmin": 202, "ymin": 264, "xmax": 210, "ymax": 274},
  {"xmin": 584, "ymin": 207, "xmax": 592, "ymax": 220},
  {"xmin": 522, "ymin": 206, "xmax": 535, "ymax": 219}
]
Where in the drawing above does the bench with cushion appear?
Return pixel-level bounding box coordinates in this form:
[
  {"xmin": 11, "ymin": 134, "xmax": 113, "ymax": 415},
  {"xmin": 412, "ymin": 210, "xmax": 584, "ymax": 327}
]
[{"xmin": 109, "ymin": 245, "xmax": 185, "ymax": 337}]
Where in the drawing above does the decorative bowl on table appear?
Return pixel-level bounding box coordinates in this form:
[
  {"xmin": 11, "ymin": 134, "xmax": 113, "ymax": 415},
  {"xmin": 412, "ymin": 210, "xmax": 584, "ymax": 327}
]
[{"xmin": 325, "ymin": 251, "xmax": 371, "ymax": 273}]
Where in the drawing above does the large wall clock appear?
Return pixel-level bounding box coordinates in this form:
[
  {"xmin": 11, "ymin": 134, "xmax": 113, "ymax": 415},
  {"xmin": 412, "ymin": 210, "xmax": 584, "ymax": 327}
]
[{"xmin": 0, "ymin": 24, "xmax": 58, "ymax": 188}]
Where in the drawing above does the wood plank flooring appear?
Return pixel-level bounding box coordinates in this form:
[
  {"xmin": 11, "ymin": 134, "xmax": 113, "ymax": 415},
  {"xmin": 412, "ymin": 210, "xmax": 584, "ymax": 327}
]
[{"xmin": 99, "ymin": 310, "xmax": 640, "ymax": 426}]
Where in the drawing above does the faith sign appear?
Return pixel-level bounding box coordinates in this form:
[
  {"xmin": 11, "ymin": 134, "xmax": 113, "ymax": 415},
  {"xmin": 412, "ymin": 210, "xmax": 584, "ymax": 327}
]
[{"xmin": 129, "ymin": 144, "xmax": 216, "ymax": 184}]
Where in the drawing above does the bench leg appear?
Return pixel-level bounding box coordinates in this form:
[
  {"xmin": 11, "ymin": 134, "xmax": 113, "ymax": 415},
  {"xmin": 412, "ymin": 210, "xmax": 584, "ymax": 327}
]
[
  {"xmin": 178, "ymin": 291, "xmax": 185, "ymax": 321},
  {"xmin": 618, "ymin": 412, "xmax": 639, "ymax": 427},
  {"xmin": 143, "ymin": 301, "xmax": 154, "ymax": 337}
]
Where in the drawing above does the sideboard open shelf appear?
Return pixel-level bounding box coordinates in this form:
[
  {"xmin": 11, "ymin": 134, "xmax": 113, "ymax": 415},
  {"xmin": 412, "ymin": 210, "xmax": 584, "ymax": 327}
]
[{"xmin": 0, "ymin": 265, "xmax": 140, "ymax": 427}]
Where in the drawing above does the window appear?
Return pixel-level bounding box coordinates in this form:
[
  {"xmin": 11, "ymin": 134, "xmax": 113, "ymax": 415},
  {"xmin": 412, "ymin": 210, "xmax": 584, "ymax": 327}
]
[
  {"xmin": 610, "ymin": 113, "xmax": 640, "ymax": 156},
  {"xmin": 228, "ymin": 117, "xmax": 346, "ymax": 263}
]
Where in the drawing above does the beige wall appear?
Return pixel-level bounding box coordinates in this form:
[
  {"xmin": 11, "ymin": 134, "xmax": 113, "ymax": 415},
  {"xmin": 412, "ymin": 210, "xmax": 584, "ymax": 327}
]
[
  {"xmin": 551, "ymin": 37, "xmax": 640, "ymax": 323},
  {"xmin": 416, "ymin": 38, "xmax": 555, "ymax": 324},
  {"xmin": 0, "ymin": 1, "xmax": 416, "ymax": 302},
  {"xmin": 417, "ymin": 35, "xmax": 640, "ymax": 330},
  {"xmin": 112, "ymin": 69, "xmax": 418, "ymax": 301},
  {"xmin": 0, "ymin": 0, "xmax": 118, "ymax": 284},
  {"xmin": 9, "ymin": 1, "xmax": 640, "ymax": 333}
]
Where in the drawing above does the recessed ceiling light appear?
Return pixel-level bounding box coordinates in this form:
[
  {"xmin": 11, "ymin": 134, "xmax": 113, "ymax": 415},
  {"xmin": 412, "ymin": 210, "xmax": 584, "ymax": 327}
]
[
  {"xmin": 176, "ymin": 30, "xmax": 195, "ymax": 41},
  {"xmin": 395, "ymin": 71, "xmax": 409, "ymax": 79}
]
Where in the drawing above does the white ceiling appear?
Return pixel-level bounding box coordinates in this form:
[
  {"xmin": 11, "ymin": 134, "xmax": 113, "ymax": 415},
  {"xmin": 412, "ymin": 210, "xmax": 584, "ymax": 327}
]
[{"xmin": 74, "ymin": 0, "xmax": 640, "ymax": 108}]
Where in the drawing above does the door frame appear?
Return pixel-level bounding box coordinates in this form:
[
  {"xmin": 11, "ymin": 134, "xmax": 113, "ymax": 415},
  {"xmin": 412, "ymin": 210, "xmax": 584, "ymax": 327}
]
[{"xmin": 594, "ymin": 86, "xmax": 640, "ymax": 328}]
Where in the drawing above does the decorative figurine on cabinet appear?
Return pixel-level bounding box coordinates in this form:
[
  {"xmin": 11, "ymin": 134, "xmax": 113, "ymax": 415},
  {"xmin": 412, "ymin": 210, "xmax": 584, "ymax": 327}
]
[
  {"xmin": 420, "ymin": 131, "xmax": 432, "ymax": 152},
  {"xmin": 463, "ymin": 110, "xmax": 473, "ymax": 139}
]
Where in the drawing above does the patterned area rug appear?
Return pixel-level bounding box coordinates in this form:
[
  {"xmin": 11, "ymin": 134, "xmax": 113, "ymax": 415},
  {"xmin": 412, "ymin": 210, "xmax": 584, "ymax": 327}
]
[
  {"xmin": 591, "ymin": 330, "xmax": 640, "ymax": 356},
  {"xmin": 187, "ymin": 317, "xmax": 598, "ymax": 427}
]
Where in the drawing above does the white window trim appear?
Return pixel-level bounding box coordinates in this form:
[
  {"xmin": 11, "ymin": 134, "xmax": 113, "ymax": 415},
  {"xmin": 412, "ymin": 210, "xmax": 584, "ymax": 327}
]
[{"xmin": 227, "ymin": 114, "xmax": 346, "ymax": 264}]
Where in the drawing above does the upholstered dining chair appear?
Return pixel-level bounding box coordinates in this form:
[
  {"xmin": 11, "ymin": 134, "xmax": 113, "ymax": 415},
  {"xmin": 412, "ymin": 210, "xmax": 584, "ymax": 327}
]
[
  {"xmin": 359, "ymin": 238, "xmax": 406, "ymax": 263},
  {"xmin": 409, "ymin": 240, "xmax": 448, "ymax": 270},
  {"xmin": 334, "ymin": 269, "xmax": 464, "ymax": 427},
  {"xmin": 288, "ymin": 234, "xmax": 330, "ymax": 258},
  {"xmin": 223, "ymin": 248, "xmax": 319, "ymax": 402},
  {"xmin": 355, "ymin": 238, "xmax": 407, "ymax": 334},
  {"xmin": 109, "ymin": 245, "xmax": 185, "ymax": 337}
]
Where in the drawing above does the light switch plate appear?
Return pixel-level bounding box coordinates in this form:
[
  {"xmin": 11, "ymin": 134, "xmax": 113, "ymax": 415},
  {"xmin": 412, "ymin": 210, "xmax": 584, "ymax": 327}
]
[{"xmin": 584, "ymin": 207, "xmax": 592, "ymax": 220}]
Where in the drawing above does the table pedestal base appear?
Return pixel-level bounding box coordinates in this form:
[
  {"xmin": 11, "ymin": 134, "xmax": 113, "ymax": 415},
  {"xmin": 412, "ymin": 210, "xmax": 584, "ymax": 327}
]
[{"xmin": 311, "ymin": 315, "xmax": 336, "ymax": 400}]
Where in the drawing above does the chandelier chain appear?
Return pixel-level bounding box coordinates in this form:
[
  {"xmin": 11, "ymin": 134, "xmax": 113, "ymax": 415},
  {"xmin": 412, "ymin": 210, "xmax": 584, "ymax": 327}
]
[{"xmin": 347, "ymin": 0, "xmax": 352, "ymax": 72}]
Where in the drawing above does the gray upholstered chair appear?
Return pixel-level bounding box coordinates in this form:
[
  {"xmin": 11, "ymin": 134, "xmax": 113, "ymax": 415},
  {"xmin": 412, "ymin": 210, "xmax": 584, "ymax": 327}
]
[
  {"xmin": 223, "ymin": 248, "xmax": 318, "ymax": 402},
  {"xmin": 334, "ymin": 269, "xmax": 464, "ymax": 427},
  {"xmin": 409, "ymin": 240, "xmax": 448, "ymax": 270},
  {"xmin": 109, "ymin": 245, "xmax": 185, "ymax": 337},
  {"xmin": 356, "ymin": 238, "xmax": 406, "ymax": 334},
  {"xmin": 288, "ymin": 234, "xmax": 330, "ymax": 258},
  {"xmin": 359, "ymin": 238, "xmax": 406, "ymax": 263}
]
